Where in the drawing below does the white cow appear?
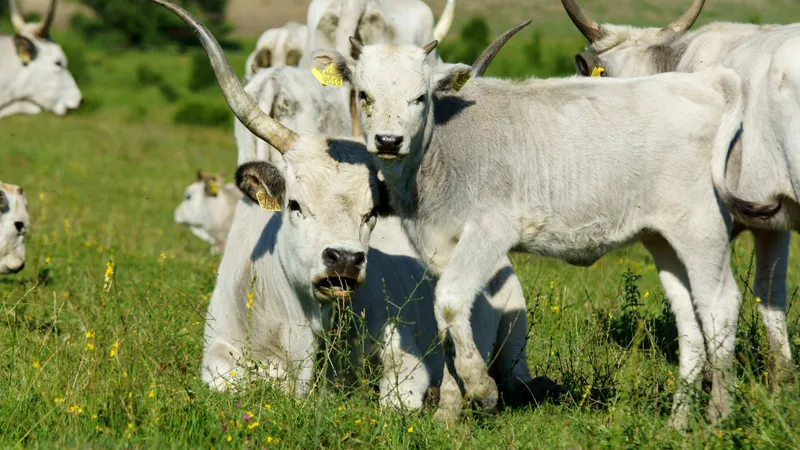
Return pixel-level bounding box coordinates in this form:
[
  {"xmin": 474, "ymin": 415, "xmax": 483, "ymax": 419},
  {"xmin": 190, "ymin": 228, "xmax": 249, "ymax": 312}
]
[
  {"xmin": 1, "ymin": 0, "xmax": 82, "ymax": 118},
  {"xmin": 0, "ymin": 182, "xmax": 29, "ymax": 274},
  {"xmin": 560, "ymin": 0, "xmax": 796, "ymax": 388},
  {"xmin": 313, "ymin": 29, "xmax": 746, "ymax": 427},
  {"xmin": 153, "ymin": 0, "xmax": 553, "ymax": 410},
  {"xmin": 304, "ymin": 0, "xmax": 456, "ymax": 66},
  {"xmin": 174, "ymin": 172, "xmax": 242, "ymax": 254},
  {"xmin": 244, "ymin": 22, "xmax": 308, "ymax": 80}
]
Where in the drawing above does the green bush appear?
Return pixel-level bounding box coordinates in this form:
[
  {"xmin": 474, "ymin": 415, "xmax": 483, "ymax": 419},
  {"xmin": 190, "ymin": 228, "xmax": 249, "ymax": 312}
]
[
  {"xmin": 437, "ymin": 16, "xmax": 491, "ymax": 65},
  {"xmin": 173, "ymin": 101, "xmax": 230, "ymax": 129},
  {"xmin": 74, "ymin": 0, "xmax": 233, "ymax": 49},
  {"xmin": 188, "ymin": 51, "xmax": 217, "ymax": 92}
]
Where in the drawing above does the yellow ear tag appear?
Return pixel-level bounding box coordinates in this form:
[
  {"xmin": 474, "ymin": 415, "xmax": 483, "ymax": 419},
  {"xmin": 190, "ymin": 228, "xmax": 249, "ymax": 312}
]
[
  {"xmin": 451, "ymin": 72, "xmax": 471, "ymax": 92},
  {"xmin": 20, "ymin": 52, "xmax": 32, "ymax": 65},
  {"xmin": 312, "ymin": 63, "xmax": 344, "ymax": 88},
  {"xmin": 207, "ymin": 180, "xmax": 219, "ymax": 196},
  {"xmin": 256, "ymin": 191, "xmax": 281, "ymax": 211},
  {"xmin": 590, "ymin": 66, "xmax": 605, "ymax": 77}
]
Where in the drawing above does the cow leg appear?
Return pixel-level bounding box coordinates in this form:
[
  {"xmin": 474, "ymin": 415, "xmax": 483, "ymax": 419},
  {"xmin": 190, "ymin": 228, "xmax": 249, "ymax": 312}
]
[
  {"xmin": 669, "ymin": 228, "xmax": 742, "ymax": 426},
  {"xmin": 378, "ymin": 322, "xmax": 430, "ymax": 410},
  {"xmin": 201, "ymin": 340, "xmax": 247, "ymax": 391},
  {"xmin": 752, "ymin": 229, "xmax": 793, "ymax": 389},
  {"xmin": 432, "ymin": 221, "xmax": 517, "ymax": 416},
  {"xmin": 644, "ymin": 237, "xmax": 707, "ymax": 430}
]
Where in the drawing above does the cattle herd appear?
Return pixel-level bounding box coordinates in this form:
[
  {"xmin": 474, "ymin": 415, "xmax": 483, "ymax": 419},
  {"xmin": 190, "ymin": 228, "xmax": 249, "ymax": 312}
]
[{"xmin": 2, "ymin": 0, "xmax": 800, "ymax": 430}]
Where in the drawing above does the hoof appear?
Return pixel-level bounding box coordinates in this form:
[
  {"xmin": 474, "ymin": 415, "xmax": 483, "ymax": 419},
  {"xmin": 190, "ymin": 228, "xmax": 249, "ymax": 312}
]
[
  {"xmin": 470, "ymin": 376, "xmax": 499, "ymax": 411},
  {"xmin": 433, "ymin": 407, "xmax": 460, "ymax": 425}
]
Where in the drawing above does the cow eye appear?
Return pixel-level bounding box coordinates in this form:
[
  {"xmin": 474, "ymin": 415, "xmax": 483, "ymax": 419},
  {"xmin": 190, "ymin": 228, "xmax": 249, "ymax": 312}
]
[
  {"xmin": 184, "ymin": 193, "xmax": 191, "ymax": 200},
  {"xmin": 55, "ymin": 60, "xmax": 64, "ymax": 68},
  {"xmin": 414, "ymin": 95, "xmax": 425, "ymax": 105},
  {"xmin": 288, "ymin": 200, "xmax": 302, "ymax": 213}
]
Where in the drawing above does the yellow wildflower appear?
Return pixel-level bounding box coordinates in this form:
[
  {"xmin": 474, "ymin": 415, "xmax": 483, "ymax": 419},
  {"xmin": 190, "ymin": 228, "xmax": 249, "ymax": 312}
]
[
  {"xmin": 159, "ymin": 252, "xmax": 167, "ymax": 263},
  {"xmin": 92, "ymin": 414, "xmax": 98, "ymax": 420},
  {"xmin": 552, "ymin": 305, "xmax": 560, "ymax": 313},
  {"xmin": 246, "ymin": 292, "xmax": 254, "ymax": 309},
  {"xmin": 95, "ymin": 425, "xmax": 103, "ymax": 432},
  {"xmin": 355, "ymin": 419, "xmax": 362, "ymax": 424},
  {"xmin": 549, "ymin": 280, "xmax": 554, "ymax": 289},
  {"xmin": 644, "ymin": 290, "xmax": 650, "ymax": 298},
  {"xmin": 126, "ymin": 433, "xmax": 132, "ymax": 439},
  {"xmin": 226, "ymin": 435, "xmax": 232, "ymax": 442},
  {"xmin": 85, "ymin": 330, "xmax": 95, "ymax": 339},
  {"xmin": 86, "ymin": 342, "xmax": 95, "ymax": 351},
  {"xmin": 103, "ymin": 259, "xmax": 115, "ymax": 293},
  {"xmin": 39, "ymin": 192, "xmax": 45, "ymax": 201},
  {"xmin": 67, "ymin": 404, "xmax": 84, "ymax": 415},
  {"xmin": 407, "ymin": 427, "xmax": 414, "ymax": 433},
  {"xmin": 32, "ymin": 361, "xmax": 40, "ymax": 369},
  {"xmin": 54, "ymin": 397, "xmax": 65, "ymax": 403},
  {"xmin": 128, "ymin": 392, "xmax": 133, "ymax": 398},
  {"xmin": 247, "ymin": 421, "xmax": 260, "ymax": 430},
  {"xmin": 63, "ymin": 218, "xmax": 70, "ymax": 230},
  {"xmin": 267, "ymin": 436, "xmax": 273, "ymax": 443},
  {"xmin": 148, "ymin": 391, "xmax": 155, "ymax": 399},
  {"xmin": 264, "ymin": 404, "xmax": 271, "ymax": 409},
  {"xmin": 230, "ymin": 371, "xmax": 237, "ymax": 377},
  {"xmin": 109, "ymin": 341, "xmax": 119, "ymax": 358},
  {"xmin": 128, "ymin": 423, "xmax": 133, "ymax": 429},
  {"xmin": 45, "ymin": 257, "xmax": 51, "ymax": 264},
  {"xmin": 755, "ymin": 297, "xmax": 762, "ymax": 303}
]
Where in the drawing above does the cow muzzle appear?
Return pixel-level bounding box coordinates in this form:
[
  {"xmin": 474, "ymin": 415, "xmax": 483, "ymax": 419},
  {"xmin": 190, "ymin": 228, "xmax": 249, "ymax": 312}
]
[
  {"xmin": 374, "ymin": 134, "xmax": 405, "ymax": 160},
  {"xmin": 313, "ymin": 248, "xmax": 366, "ymax": 302}
]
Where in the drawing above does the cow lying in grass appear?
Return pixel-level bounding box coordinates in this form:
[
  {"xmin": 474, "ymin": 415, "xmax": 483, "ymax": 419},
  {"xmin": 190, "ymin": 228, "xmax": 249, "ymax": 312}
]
[
  {"xmin": 0, "ymin": 182, "xmax": 29, "ymax": 274},
  {"xmin": 174, "ymin": 172, "xmax": 242, "ymax": 254},
  {"xmin": 153, "ymin": 0, "xmax": 553, "ymax": 409},
  {"xmin": 312, "ymin": 30, "xmax": 746, "ymax": 427}
]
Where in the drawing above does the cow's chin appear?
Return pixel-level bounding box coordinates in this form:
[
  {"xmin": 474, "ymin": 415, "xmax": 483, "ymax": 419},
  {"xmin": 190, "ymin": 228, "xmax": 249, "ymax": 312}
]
[{"xmin": 312, "ymin": 275, "xmax": 361, "ymax": 303}]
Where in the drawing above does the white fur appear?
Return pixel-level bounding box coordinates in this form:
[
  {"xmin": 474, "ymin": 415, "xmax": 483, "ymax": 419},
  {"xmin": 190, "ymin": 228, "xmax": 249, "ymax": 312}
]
[
  {"xmin": 0, "ymin": 182, "xmax": 28, "ymax": 274},
  {"xmin": 174, "ymin": 178, "xmax": 242, "ymax": 254},
  {"xmin": 244, "ymin": 22, "xmax": 308, "ymax": 79}
]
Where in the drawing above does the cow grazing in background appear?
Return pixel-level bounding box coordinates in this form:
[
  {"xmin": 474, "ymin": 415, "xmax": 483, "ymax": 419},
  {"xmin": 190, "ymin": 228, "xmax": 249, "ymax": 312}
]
[
  {"xmin": 0, "ymin": 182, "xmax": 29, "ymax": 274},
  {"xmin": 313, "ymin": 26, "xmax": 746, "ymax": 427},
  {"xmin": 1, "ymin": 0, "xmax": 82, "ymax": 118},
  {"xmin": 174, "ymin": 172, "xmax": 243, "ymax": 254},
  {"xmin": 153, "ymin": 0, "xmax": 553, "ymax": 410},
  {"xmin": 305, "ymin": 0, "xmax": 456, "ymax": 66},
  {"xmin": 244, "ymin": 22, "xmax": 308, "ymax": 81},
  {"xmin": 561, "ymin": 0, "xmax": 797, "ymax": 391}
]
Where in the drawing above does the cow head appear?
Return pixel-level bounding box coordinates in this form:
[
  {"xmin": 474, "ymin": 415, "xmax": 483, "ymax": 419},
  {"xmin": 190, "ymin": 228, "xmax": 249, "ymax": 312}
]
[
  {"xmin": 236, "ymin": 138, "xmax": 389, "ymax": 303},
  {"xmin": 244, "ymin": 22, "xmax": 307, "ymax": 79},
  {"xmin": 0, "ymin": 183, "xmax": 29, "ymax": 274},
  {"xmin": 561, "ymin": 0, "xmax": 706, "ymax": 78},
  {"xmin": 174, "ymin": 172, "xmax": 239, "ymax": 249},
  {"xmin": 150, "ymin": 0, "xmax": 391, "ymax": 303},
  {"xmin": 312, "ymin": 41, "xmax": 470, "ymax": 163},
  {"xmin": 3, "ymin": 0, "xmax": 82, "ymax": 118}
]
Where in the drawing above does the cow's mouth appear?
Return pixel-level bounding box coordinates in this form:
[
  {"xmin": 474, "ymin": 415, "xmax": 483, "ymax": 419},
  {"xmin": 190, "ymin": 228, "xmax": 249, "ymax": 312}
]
[
  {"xmin": 377, "ymin": 152, "xmax": 404, "ymax": 161},
  {"xmin": 314, "ymin": 276, "xmax": 358, "ymax": 301}
]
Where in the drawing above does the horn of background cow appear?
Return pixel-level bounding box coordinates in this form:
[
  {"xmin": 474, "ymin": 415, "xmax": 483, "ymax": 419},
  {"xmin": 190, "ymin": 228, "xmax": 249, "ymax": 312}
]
[
  {"xmin": 336, "ymin": 0, "xmax": 366, "ymax": 60},
  {"xmin": 9, "ymin": 0, "xmax": 26, "ymax": 34},
  {"xmin": 560, "ymin": 0, "xmax": 603, "ymax": 42},
  {"xmin": 433, "ymin": 0, "xmax": 456, "ymax": 42},
  {"xmin": 35, "ymin": 0, "xmax": 57, "ymax": 38},
  {"xmin": 348, "ymin": 36, "xmax": 363, "ymax": 59},
  {"xmin": 422, "ymin": 40, "xmax": 438, "ymax": 55},
  {"xmin": 664, "ymin": 0, "xmax": 705, "ymax": 33},
  {"xmin": 151, "ymin": 0, "xmax": 298, "ymax": 153},
  {"xmin": 471, "ymin": 20, "xmax": 532, "ymax": 77}
]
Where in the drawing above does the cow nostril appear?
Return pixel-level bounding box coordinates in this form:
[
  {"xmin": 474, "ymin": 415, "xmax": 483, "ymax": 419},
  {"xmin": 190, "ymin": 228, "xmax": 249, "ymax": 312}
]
[
  {"xmin": 375, "ymin": 135, "xmax": 403, "ymax": 150},
  {"xmin": 14, "ymin": 221, "xmax": 24, "ymax": 233},
  {"xmin": 323, "ymin": 248, "xmax": 342, "ymax": 266},
  {"xmin": 350, "ymin": 251, "xmax": 366, "ymax": 268}
]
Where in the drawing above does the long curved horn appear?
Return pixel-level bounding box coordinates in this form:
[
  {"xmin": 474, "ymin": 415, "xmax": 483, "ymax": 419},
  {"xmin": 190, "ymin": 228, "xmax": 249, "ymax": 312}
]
[
  {"xmin": 560, "ymin": 0, "xmax": 603, "ymax": 42},
  {"xmin": 151, "ymin": 0, "xmax": 298, "ymax": 153},
  {"xmin": 433, "ymin": 0, "xmax": 456, "ymax": 42},
  {"xmin": 34, "ymin": 0, "xmax": 57, "ymax": 38},
  {"xmin": 664, "ymin": 0, "xmax": 705, "ymax": 34},
  {"xmin": 9, "ymin": 0, "xmax": 26, "ymax": 34},
  {"xmin": 471, "ymin": 20, "xmax": 531, "ymax": 78}
]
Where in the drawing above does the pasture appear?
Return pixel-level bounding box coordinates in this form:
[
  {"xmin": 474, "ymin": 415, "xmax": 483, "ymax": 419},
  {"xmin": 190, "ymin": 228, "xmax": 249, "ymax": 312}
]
[{"xmin": 3, "ymin": 8, "xmax": 800, "ymax": 449}]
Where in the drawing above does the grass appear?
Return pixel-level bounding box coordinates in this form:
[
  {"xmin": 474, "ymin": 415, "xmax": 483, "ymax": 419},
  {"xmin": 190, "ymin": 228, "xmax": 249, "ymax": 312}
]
[{"xmin": 2, "ymin": 22, "xmax": 800, "ymax": 450}]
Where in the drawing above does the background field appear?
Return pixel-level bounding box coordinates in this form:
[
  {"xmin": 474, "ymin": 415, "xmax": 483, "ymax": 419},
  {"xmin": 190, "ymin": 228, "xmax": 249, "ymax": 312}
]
[{"xmin": 3, "ymin": 0, "xmax": 800, "ymax": 448}]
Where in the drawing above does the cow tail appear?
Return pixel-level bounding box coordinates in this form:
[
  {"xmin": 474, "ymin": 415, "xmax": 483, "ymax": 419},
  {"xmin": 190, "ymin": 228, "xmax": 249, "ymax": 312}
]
[{"xmin": 711, "ymin": 68, "xmax": 782, "ymax": 222}]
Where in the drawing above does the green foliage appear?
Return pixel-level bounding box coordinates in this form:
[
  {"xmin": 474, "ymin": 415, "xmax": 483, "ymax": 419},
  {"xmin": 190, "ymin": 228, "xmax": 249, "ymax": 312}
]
[
  {"xmin": 188, "ymin": 51, "xmax": 218, "ymax": 92},
  {"xmin": 173, "ymin": 101, "xmax": 231, "ymax": 129},
  {"xmin": 438, "ymin": 16, "xmax": 490, "ymax": 66},
  {"xmin": 74, "ymin": 0, "xmax": 232, "ymax": 48}
]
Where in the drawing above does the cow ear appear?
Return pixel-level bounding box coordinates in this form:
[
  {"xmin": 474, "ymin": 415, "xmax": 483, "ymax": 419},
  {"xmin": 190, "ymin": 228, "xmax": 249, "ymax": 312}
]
[
  {"xmin": 574, "ymin": 52, "xmax": 606, "ymax": 77},
  {"xmin": 204, "ymin": 176, "xmax": 220, "ymax": 197},
  {"xmin": 432, "ymin": 63, "xmax": 472, "ymax": 94},
  {"xmin": 311, "ymin": 48, "xmax": 354, "ymax": 86},
  {"xmin": 252, "ymin": 48, "xmax": 272, "ymax": 71},
  {"xmin": 13, "ymin": 35, "xmax": 38, "ymax": 66},
  {"xmin": 235, "ymin": 162, "xmax": 285, "ymax": 212},
  {"xmin": 286, "ymin": 49, "xmax": 302, "ymax": 67}
]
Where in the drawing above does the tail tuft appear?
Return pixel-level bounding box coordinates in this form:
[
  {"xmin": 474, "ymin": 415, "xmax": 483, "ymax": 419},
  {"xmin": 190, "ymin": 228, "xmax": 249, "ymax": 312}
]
[{"xmin": 727, "ymin": 195, "xmax": 782, "ymax": 221}]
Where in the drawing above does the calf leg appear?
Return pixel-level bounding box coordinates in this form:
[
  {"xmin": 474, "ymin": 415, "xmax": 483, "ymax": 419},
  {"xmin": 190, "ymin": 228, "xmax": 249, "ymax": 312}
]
[
  {"xmin": 378, "ymin": 322, "xmax": 430, "ymax": 410},
  {"xmin": 645, "ymin": 238, "xmax": 707, "ymax": 430},
  {"xmin": 752, "ymin": 229, "xmax": 793, "ymax": 388},
  {"xmin": 202, "ymin": 340, "xmax": 247, "ymax": 391},
  {"xmin": 433, "ymin": 221, "xmax": 518, "ymax": 417}
]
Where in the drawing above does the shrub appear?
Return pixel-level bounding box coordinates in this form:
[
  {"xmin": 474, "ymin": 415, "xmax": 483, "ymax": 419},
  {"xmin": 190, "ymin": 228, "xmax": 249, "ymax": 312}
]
[
  {"xmin": 188, "ymin": 51, "xmax": 217, "ymax": 92},
  {"xmin": 173, "ymin": 101, "xmax": 230, "ymax": 129}
]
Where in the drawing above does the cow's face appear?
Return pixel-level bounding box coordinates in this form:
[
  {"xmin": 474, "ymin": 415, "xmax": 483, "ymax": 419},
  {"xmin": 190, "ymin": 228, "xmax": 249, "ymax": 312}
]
[
  {"xmin": 0, "ymin": 183, "xmax": 29, "ymax": 274},
  {"xmin": 245, "ymin": 23, "xmax": 307, "ymax": 79},
  {"xmin": 236, "ymin": 138, "xmax": 389, "ymax": 303},
  {"xmin": 3, "ymin": 32, "xmax": 82, "ymax": 118},
  {"xmin": 174, "ymin": 173, "xmax": 227, "ymax": 241},
  {"xmin": 312, "ymin": 44, "xmax": 469, "ymax": 165}
]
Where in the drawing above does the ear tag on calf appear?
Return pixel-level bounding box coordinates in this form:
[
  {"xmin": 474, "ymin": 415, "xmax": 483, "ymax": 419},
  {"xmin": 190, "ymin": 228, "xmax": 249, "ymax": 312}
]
[
  {"xmin": 452, "ymin": 72, "xmax": 471, "ymax": 92},
  {"xmin": 590, "ymin": 66, "xmax": 605, "ymax": 77},
  {"xmin": 312, "ymin": 63, "xmax": 344, "ymax": 88},
  {"xmin": 256, "ymin": 191, "xmax": 281, "ymax": 211},
  {"xmin": 207, "ymin": 180, "xmax": 219, "ymax": 196}
]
